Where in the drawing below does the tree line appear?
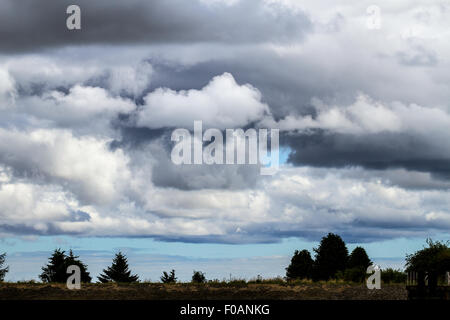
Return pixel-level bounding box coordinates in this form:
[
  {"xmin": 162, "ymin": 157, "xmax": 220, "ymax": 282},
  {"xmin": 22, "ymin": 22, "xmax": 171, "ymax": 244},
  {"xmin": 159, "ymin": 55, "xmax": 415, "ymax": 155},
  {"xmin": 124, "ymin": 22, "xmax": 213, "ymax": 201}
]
[
  {"xmin": 285, "ymin": 233, "xmax": 372, "ymax": 282},
  {"xmin": 0, "ymin": 234, "xmax": 448, "ymax": 284},
  {"xmin": 285, "ymin": 233, "xmax": 449, "ymax": 284},
  {"xmin": 0, "ymin": 248, "xmax": 206, "ymax": 284}
]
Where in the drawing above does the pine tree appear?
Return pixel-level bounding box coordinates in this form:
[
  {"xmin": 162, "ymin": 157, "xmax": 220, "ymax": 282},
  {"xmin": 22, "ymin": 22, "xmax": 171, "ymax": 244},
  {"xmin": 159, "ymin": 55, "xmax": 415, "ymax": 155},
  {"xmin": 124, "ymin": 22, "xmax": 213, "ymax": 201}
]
[
  {"xmin": 160, "ymin": 269, "xmax": 177, "ymax": 283},
  {"xmin": 40, "ymin": 249, "xmax": 67, "ymax": 283},
  {"xmin": 0, "ymin": 253, "xmax": 9, "ymax": 281},
  {"xmin": 98, "ymin": 252, "xmax": 139, "ymax": 283},
  {"xmin": 65, "ymin": 250, "xmax": 92, "ymax": 283},
  {"xmin": 40, "ymin": 249, "xmax": 92, "ymax": 283}
]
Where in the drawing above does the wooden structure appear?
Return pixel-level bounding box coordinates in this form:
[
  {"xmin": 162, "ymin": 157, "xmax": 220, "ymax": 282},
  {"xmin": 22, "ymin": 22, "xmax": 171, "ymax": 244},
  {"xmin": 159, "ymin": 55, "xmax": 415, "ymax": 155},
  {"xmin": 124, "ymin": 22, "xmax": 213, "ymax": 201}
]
[{"xmin": 406, "ymin": 271, "xmax": 450, "ymax": 299}]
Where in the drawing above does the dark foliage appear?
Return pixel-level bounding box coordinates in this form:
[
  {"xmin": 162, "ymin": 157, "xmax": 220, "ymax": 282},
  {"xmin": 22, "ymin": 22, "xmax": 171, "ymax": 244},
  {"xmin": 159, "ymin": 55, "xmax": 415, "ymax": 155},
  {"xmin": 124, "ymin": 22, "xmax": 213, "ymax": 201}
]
[
  {"xmin": 160, "ymin": 269, "xmax": 177, "ymax": 283},
  {"xmin": 406, "ymin": 239, "xmax": 450, "ymax": 273},
  {"xmin": 405, "ymin": 239, "xmax": 450, "ymax": 287},
  {"xmin": 313, "ymin": 233, "xmax": 349, "ymax": 281},
  {"xmin": 65, "ymin": 250, "xmax": 92, "ymax": 283},
  {"xmin": 337, "ymin": 247, "xmax": 373, "ymax": 283},
  {"xmin": 286, "ymin": 249, "xmax": 313, "ymax": 280},
  {"xmin": 40, "ymin": 249, "xmax": 92, "ymax": 283},
  {"xmin": 348, "ymin": 247, "xmax": 372, "ymax": 269},
  {"xmin": 191, "ymin": 270, "xmax": 206, "ymax": 283},
  {"xmin": 381, "ymin": 268, "xmax": 407, "ymax": 284},
  {"xmin": 98, "ymin": 252, "xmax": 139, "ymax": 283},
  {"xmin": 40, "ymin": 249, "xmax": 68, "ymax": 283}
]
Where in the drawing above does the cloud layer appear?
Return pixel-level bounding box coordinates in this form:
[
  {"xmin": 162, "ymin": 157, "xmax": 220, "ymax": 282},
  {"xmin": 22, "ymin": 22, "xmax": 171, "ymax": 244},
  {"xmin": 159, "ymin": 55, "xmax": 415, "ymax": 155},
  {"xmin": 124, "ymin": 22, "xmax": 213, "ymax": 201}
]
[{"xmin": 0, "ymin": 0, "xmax": 449, "ymax": 244}]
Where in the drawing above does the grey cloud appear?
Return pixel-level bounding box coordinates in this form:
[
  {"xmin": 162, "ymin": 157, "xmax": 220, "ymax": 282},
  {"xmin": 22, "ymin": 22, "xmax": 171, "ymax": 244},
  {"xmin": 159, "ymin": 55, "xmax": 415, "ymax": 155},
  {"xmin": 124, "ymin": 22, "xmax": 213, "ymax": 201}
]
[
  {"xmin": 0, "ymin": 0, "xmax": 311, "ymax": 53},
  {"xmin": 284, "ymin": 131, "xmax": 450, "ymax": 179},
  {"xmin": 1, "ymin": 0, "xmax": 450, "ymax": 246},
  {"xmin": 396, "ymin": 45, "xmax": 438, "ymax": 67}
]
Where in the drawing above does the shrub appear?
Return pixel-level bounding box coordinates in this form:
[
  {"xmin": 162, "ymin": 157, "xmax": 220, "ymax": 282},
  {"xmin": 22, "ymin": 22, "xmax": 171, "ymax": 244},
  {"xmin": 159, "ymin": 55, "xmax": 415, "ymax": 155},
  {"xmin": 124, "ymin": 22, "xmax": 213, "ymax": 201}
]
[
  {"xmin": 337, "ymin": 267, "xmax": 367, "ymax": 283},
  {"xmin": 405, "ymin": 239, "xmax": 450, "ymax": 287},
  {"xmin": 192, "ymin": 271, "xmax": 206, "ymax": 283},
  {"xmin": 348, "ymin": 247, "xmax": 372, "ymax": 270},
  {"xmin": 161, "ymin": 269, "xmax": 177, "ymax": 283},
  {"xmin": 381, "ymin": 268, "xmax": 406, "ymax": 284}
]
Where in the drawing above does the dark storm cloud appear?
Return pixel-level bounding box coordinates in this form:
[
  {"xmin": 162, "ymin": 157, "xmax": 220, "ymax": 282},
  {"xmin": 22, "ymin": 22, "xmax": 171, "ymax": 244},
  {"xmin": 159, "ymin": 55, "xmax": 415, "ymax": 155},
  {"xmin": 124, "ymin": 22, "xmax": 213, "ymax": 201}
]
[
  {"xmin": 0, "ymin": 0, "xmax": 311, "ymax": 52},
  {"xmin": 284, "ymin": 131, "xmax": 450, "ymax": 179}
]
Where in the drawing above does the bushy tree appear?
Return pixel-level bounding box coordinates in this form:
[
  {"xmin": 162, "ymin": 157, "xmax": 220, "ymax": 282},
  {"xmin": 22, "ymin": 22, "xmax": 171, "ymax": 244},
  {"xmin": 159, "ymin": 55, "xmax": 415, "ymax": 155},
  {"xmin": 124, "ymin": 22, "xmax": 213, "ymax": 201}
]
[
  {"xmin": 348, "ymin": 247, "xmax": 372, "ymax": 270},
  {"xmin": 406, "ymin": 239, "xmax": 450, "ymax": 287},
  {"xmin": 40, "ymin": 249, "xmax": 92, "ymax": 283},
  {"xmin": 286, "ymin": 249, "xmax": 313, "ymax": 280},
  {"xmin": 313, "ymin": 233, "xmax": 349, "ymax": 281},
  {"xmin": 406, "ymin": 239, "xmax": 450, "ymax": 273},
  {"xmin": 98, "ymin": 252, "xmax": 139, "ymax": 283},
  {"xmin": 192, "ymin": 271, "xmax": 206, "ymax": 283},
  {"xmin": 160, "ymin": 269, "xmax": 177, "ymax": 283},
  {"xmin": 0, "ymin": 253, "xmax": 9, "ymax": 281},
  {"xmin": 338, "ymin": 247, "xmax": 373, "ymax": 283}
]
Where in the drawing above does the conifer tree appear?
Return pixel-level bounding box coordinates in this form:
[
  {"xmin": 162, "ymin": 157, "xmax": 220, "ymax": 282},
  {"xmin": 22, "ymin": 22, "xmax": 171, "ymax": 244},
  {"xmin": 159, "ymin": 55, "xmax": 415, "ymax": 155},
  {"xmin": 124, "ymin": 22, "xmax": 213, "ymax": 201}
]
[
  {"xmin": 65, "ymin": 250, "xmax": 92, "ymax": 283},
  {"xmin": 98, "ymin": 252, "xmax": 139, "ymax": 283},
  {"xmin": 40, "ymin": 249, "xmax": 67, "ymax": 283},
  {"xmin": 40, "ymin": 249, "xmax": 92, "ymax": 283},
  {"xmin": 160, "ymin": 269, "xmax": 177, "ymax": 283}
]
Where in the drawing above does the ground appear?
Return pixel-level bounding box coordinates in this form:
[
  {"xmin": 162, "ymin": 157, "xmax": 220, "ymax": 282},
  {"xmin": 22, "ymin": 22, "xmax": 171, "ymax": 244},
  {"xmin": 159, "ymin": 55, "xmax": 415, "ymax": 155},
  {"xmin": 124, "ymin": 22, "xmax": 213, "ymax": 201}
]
[{"xmin": 0, "ymin": 282, "xmax": 407, "ymax": 300}]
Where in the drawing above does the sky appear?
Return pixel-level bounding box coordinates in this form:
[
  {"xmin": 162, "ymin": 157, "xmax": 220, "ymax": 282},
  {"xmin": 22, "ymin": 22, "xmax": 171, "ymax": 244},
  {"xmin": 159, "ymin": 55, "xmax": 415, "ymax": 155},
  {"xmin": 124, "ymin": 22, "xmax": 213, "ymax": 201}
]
[{"xmin": 1, "ymin": 0, "xmax": 450, "ymax": 281}]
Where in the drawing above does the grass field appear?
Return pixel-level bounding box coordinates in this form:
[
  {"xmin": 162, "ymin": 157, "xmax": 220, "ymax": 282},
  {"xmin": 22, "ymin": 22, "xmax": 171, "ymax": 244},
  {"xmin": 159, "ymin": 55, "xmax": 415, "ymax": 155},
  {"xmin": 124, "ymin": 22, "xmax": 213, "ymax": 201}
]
[{"xmin": 0, "ymin": 281, "xmax": 407, "ymax": 300}]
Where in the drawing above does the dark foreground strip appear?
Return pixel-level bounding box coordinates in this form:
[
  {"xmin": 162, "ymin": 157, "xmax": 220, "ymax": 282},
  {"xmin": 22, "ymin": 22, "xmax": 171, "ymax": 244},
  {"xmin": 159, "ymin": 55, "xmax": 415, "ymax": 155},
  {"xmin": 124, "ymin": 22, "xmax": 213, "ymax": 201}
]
[{"xmin": 1, "ymin": 300, "xmax": 448, "ymax": 319}]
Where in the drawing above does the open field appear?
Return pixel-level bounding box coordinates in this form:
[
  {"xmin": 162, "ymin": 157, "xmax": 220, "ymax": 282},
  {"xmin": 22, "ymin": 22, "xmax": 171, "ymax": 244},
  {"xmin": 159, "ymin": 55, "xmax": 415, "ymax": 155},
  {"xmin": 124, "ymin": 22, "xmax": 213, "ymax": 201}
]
[{"xmin": 0, "ymin": 282, "xmax": 407, "ymax": 300}]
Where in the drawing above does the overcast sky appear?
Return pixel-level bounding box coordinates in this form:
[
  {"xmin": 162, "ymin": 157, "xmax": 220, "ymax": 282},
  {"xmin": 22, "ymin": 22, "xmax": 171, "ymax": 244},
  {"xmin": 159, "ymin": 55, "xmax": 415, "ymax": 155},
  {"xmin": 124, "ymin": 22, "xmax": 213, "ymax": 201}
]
[{"xmin": 1, "ymin": 0, "xmax": 450, "ymax": 281}]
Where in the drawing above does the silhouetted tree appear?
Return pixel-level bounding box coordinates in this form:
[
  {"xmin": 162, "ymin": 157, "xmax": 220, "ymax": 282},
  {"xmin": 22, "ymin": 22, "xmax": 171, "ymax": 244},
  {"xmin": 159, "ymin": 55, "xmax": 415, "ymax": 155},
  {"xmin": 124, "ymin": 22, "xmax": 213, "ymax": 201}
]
[
  {"xmin": 406, "ymin": 239, "xmax": 450, "ymax": 289},
  {"xmin": 65, "ymin": 250, "xmax": 92, "ymax": 283},
  {"xmin": 0, "ymin": 253, "xmax": 8, "ymax": 281},
  {"xmin": 192, "ymin": 271, "xmax": 206, "ymax": 283},
  {"xmin": 160, "ymin": 269, "xmax": 177, "ymax": 283},
  {"xmin": 98, "ymin": 252, "xmax": 139, "ymax": 283},
  {"xmin": 348, "ymin": 247, "xmax": 372, "ymax": 269},
  {"xmin": 313, "ymin": 233, "xmax": 349, "ymax": 281},
  {"xmin": 286, "ymin": 249, "xmax": 313, "ymax": 280},
  {"xmin": 40, "ymin": 249, "xmax": 92, "ymax": 283},
  {"xmin": 334, "ymin": 247, "xmax": 373, "ymax": 283},
  {"xmin": 40, "ymin": 249, "xmax": 68, "ymax": 283}
]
